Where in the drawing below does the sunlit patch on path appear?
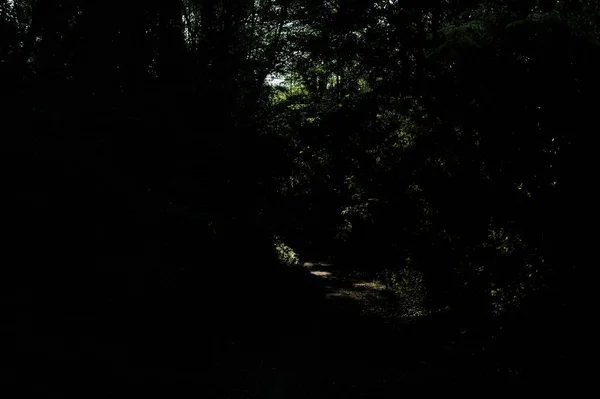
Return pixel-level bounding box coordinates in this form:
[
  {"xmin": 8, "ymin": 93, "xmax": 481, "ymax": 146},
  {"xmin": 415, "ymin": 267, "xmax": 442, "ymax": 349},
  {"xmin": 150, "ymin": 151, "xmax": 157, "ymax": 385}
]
[
  {"xmin": 304, "ymin": 261, "xmax": 335, "ymax": 278},
  {"xmin": 309, "ymin": 270, "xmax": 332, "ymax": 277}
]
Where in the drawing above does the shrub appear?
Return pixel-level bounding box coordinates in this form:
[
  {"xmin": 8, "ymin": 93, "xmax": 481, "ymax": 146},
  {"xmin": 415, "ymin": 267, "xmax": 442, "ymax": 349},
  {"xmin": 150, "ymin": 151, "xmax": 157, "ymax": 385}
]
[
  {"xmin": 273, "ymin": 235, "xmax": 301, "ymax": 267},
  {"xmin": 377, "ymin": 266, "xmax": 428, "ymax": 318}
]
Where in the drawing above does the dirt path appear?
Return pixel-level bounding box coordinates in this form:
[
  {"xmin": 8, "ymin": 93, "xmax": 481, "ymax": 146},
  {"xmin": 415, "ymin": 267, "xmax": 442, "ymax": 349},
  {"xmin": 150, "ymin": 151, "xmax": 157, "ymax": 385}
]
[
  {"xmin": 304, "ymin": 262, "xmax": 410, "ymax": 321},
  {"xmin": 251, "ymin": 262, "xmax": 431, "ymax": 397}
]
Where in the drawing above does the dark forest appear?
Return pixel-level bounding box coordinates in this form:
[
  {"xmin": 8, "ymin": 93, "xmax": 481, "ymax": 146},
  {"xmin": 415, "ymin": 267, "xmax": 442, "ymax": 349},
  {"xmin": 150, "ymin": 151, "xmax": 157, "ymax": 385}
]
[{"xmin": 1, "ymin": 0, "xmax": 595, "ymax": 393}]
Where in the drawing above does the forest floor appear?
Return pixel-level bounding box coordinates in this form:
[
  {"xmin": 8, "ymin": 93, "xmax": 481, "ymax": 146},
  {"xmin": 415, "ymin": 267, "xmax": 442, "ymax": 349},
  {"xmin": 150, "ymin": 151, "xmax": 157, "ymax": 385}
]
[
  {"xmin": 237, "ymin": 259, "xmax": 542, "ymax": 396},
  {"xmin": 258, "ymin": 261, "xmax": 425, "ymax": 395},
  {"xmin": 3, "ymin": 256, "xmax": 527, "ymax": 396},
  {"xmin": 247, "ymin": 261, "xmax": 465, "ymax": 397}
]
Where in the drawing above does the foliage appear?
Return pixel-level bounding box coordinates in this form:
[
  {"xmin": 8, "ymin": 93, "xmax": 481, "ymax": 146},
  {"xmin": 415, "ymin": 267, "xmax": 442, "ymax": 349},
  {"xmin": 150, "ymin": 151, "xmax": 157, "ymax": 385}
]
[
  {"xmin": 377, "ymin": 267, "xmax": 428, "ymax": 319},
  {"xmin": 273, "ymin": 235, "xmax": 302, "ymax": 267}
]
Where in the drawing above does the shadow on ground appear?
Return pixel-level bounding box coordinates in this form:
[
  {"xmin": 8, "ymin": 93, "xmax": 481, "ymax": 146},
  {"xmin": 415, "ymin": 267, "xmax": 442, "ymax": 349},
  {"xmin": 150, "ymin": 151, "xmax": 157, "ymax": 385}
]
[{"xmin": 3, "ymin": 252, "xmax": 574, "ymax": 395}]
